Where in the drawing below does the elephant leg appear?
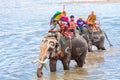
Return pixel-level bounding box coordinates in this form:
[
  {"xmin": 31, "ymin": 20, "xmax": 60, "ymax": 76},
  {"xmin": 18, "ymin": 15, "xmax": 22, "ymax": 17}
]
[
  {"xmin": 88, "ymin": 47, "xmax": 92, "ymax": 52},
  {"xmin": 77, "ymin": 51, "xmax": 87, "ymax": 67},
  {"xmin": 88, "ymin": 40, "xmax": 93, "ymax": 52},
  {"xmin": 96, "ymin": 45, "xmax": 100, "ymax": 50},
  {"xmin": 62, "ymin": 59, "xmax": 70, "ymax": 70},
  {"xmin": 61, "ymin": 54, "xmax": 71, "ymax": 70},
  {"xmin": 101, "ymin": 47, "xmax": 106, "ymax": 50},
  {"xmin": 97, "ymin": 36, "xmax": 106, "ymax": 50},
  {"xmin": 49, "ymin": 59, "xmax": 57, "ymax": 72},
  {"xmin": 96, "ymin": 45, "xmax": 106, "ymax": 50},
  {"xmin": 75, "ymin": 59, "xmax": 79, "ymax": 67}
]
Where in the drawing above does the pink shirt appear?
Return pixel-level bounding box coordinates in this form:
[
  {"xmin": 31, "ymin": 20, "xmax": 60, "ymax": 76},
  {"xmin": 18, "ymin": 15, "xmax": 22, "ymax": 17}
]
[{"xmin": 61, "ymin": 16, "xmax": 69, "ymax": 22}]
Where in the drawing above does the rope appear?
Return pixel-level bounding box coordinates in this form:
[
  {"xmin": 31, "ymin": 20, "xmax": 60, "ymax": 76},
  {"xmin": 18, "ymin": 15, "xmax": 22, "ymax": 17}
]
[{"xmin": 69, "ymin": 38, "xmax": 72, "ymax": 50}]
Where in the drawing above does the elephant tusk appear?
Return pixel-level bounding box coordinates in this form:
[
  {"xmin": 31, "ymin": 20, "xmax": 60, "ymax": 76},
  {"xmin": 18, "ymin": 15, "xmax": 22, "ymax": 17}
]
[
  {"xmin": 31, "ymin": 59, "xmax": 39, "ymax": 64},
  {"xmin": 38, "ymin": 58, "xmax": 48, "ymax": 64},
  {"xmin": 32, "ymin": 58, "xmax": 48, "ymax": 64}
]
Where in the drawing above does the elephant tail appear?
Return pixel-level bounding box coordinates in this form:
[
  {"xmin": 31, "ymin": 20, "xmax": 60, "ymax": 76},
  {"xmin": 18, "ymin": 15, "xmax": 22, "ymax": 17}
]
[{"xmin": 104, "ymin": 31, "xmax": 113, "ymax": 48}]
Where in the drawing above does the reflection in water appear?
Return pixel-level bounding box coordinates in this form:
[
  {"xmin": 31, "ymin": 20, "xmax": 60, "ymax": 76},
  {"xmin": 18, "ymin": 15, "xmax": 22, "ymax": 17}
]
[
  {"xmin": 37, "ymin": 48, "xmax": 120, "ymax": 80},
  {"xmin": 37, "ymin": 50, "xmax": 107, "ymax": 80},
  {"xmin": 86, "ymin": 51, "xmax": 105, "ymax": 65},
  {"xmin": 48, "ymin": 68, "xmax": 88, "ymax": 80}
]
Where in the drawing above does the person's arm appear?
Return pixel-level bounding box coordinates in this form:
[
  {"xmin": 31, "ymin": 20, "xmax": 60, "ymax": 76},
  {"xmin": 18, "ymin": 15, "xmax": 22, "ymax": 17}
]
[
  {"xmin": 76, "ymin": 20, "xmax": 79, "ymax": 26},
  {"xmin": 76, "ymin": 20, "xmax": 80, "ymax": 30},
  {"xmin": 49, "ymin": 24, "xmax": 55, "ymax": 32},
  {"xmin": 57, "ymin": 24, "xmax": 61, "ymax": 32},
  {"xmin": 87, "ymin": 15, "xmax": 90, "ymax": 21},
  {"xmin": 52, "ymin": 24, "xmax": 61, "ymax": 32},
  {"xmin": 83, "ymin": 21, "xmax": 87, "ymax": 24},
  {"xmin": 94, "ymin": 15, "xmax": 96, "ymax": 21}
]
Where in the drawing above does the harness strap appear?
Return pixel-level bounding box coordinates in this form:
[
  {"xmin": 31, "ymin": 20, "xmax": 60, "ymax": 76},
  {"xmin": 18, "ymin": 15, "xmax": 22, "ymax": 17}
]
[{"xmin": 69, "ymin": 38, "xmax": 72, "ymax": 50}]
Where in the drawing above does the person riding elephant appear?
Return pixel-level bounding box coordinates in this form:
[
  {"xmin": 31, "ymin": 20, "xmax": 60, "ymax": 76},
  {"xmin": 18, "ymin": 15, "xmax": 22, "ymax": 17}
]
[
  {"xmin": 87, "ymin": 11, "xmax": 96, "ymax": 24},
  {"xmin": 69, "ymin": 15, "xmax": 77, "ymax": 36},
  {"xmin": 49, "ymin": 20, "xmax": 61, "ymax": 41},
  {"xmin": 87, "ymin": 11, "xmax": 99, "ymax": 32},
  {"xmin": 37, "ymin": 32, "xmax": 88, "ymax": 78},
  {"xmin": 77, "ymin": 16, "xmax": 87, "ymax": 33},
  {"xmin": 77, "ymin": 25, "xmax": 112, "ymax": 52}
]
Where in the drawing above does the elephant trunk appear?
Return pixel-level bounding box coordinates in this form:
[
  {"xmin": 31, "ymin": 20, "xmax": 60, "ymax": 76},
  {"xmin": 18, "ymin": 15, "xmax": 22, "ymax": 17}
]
[
  {"xmin": 37, "ymin": 55, "xmax": 48, "ymax": 78},
  {"xmin": 104, "ymin": 31, "xmax": 113, "ymax": 47},
  {"xmin": 37, "ymin": 65, "xmax": 43, "ymax": 78}
]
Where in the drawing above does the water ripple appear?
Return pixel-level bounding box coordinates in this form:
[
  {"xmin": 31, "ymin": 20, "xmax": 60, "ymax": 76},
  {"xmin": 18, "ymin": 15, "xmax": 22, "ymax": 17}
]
[{"xmin": 0, "ymin": 1, "xmax": 120, "ymax": 80}]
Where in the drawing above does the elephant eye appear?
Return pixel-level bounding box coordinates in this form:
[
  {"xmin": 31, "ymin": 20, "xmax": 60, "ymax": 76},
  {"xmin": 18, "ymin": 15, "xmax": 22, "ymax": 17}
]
[{"xmin": 48, "ymin": 47, "xmax": 53, "ymax": 52}]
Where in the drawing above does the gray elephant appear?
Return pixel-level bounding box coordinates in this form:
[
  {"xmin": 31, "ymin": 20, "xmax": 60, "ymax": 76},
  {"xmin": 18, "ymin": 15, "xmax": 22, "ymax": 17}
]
[
  {"xmin": 76, "ymin": 25, "xmax": 112, "ymax": 52},
  {"xmin": 37, "ymin": 33, "xmax": 88, "ymax": 78}
]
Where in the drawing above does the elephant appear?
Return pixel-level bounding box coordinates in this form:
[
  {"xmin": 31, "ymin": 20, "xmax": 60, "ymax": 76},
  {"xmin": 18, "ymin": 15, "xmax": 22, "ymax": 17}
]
[
  {"xmin": 37, "ymin": 33, "xmax": 88, "ymax": 78},
  {"xmin": 76, "ymin": 25, "xmax": 112, "ymax": 52}
]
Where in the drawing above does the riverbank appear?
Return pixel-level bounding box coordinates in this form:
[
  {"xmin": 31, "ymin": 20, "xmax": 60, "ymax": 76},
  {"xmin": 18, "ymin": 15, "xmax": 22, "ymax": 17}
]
[{"xmin": 60, "ymin": 0, "xmax": 120, "ymax": 4}]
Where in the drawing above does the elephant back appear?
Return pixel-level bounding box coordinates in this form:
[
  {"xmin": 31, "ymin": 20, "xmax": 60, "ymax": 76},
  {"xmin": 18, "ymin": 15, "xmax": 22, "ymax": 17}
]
[
  {"xmin": 82, "ymin": 25, "xmax": 104, "ymax": 41},
  {"xmin": 60, "ymin": 33, "xmax": 87, "ymax": 50},
  {"xmin": 83, "ymin": 25, "xmax": 103, "ymax": 34}
]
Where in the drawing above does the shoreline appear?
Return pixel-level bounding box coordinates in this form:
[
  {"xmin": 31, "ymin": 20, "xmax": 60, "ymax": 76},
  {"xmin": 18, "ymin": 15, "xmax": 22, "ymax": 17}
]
[{"xmin": 60, "ymin": 0, "xmax": 120, "ymax": 4}]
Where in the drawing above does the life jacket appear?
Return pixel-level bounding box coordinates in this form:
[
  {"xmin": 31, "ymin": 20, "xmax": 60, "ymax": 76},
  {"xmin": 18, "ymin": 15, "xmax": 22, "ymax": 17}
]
[
  {"xmin": 64, "ymin": 30, "xmax": 74, "ymax": 38},
  {"xmin": 59, "ymin": 21, "xmax": 69, "ymax": 32},
  {"xmin": 59, "ymin": 21, "xmax": 67, "ymax": 27},
  {"xmin": 69, "ymin": 20, "xmax": 76, "ymax": 30}
]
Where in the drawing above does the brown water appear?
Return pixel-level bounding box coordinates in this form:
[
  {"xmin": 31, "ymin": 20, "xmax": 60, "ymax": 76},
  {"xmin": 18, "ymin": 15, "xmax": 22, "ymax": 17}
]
[{"xmin": 38, "ymin": 47, "xmax": 120, "ymax": 80}]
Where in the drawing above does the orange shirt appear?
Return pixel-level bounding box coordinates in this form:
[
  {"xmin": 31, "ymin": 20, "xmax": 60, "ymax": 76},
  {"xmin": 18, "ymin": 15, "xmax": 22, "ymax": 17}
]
[
  {"xmin": 87, "ymin": 14, "xmax": 96, "ymax": 23},
  {"xmin": 69, "ymin": 20, "xmax": 76, "ymax": 30}
]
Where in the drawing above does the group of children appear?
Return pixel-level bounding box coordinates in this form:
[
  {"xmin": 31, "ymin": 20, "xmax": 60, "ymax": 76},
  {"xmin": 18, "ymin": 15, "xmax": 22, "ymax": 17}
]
[{"xmin": 49, "ymin": 11, "xmax": 99, "ymax": 40}]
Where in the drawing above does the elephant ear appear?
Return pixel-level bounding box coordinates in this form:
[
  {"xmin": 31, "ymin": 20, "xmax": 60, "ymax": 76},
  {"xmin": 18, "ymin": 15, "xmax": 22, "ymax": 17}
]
[
  {"xmin": 76, "ymin": 48, "xmax": 81, "ymax": 53},
  {"xmin": 60, "ymin": 36, "xmax": 66, "ymax": 45}
]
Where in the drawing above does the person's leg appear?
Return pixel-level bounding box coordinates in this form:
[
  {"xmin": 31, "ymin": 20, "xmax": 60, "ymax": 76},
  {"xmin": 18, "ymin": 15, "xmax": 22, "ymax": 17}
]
[
  {"xmin": 56, "ymin": 32, "xmax": 61, "ymax": 41},
  {"xmin": 80, "ymin": 27, "xmax": 83, "ymax": 33},
  {"xmin": 56, "ymin": 32, "xmax": 61, "ymax": 51}
]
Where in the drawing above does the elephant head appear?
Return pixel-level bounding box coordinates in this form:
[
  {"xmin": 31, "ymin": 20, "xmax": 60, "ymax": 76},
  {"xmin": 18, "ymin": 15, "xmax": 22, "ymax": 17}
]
[
  {"xmin": 81, "ymin": 25, "xmax": 112, "ymax": 51},
  {"xmin": 37, "ymin": 37, "xmax": 60, "ymax": 77}
]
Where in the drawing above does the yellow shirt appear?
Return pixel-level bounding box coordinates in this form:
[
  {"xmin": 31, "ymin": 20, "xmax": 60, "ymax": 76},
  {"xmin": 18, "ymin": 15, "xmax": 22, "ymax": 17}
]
[{"xmin": 87, "ymin": 14, "xmax": 96, "ymax": 23}]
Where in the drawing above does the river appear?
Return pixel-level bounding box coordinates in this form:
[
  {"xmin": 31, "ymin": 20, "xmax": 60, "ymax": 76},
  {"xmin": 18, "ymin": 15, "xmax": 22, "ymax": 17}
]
[{"xmin": 0, "ymin": 0, "xmax": 120, "ymax": 80}]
